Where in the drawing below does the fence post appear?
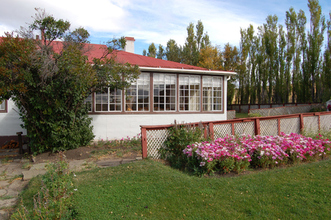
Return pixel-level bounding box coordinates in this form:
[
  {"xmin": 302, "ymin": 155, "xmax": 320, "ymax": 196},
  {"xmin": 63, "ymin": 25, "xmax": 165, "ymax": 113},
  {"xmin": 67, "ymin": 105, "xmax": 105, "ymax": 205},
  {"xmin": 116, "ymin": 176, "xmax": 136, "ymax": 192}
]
[
  {"xmin": 141, "ymin": 127, "xmax": 147, "ymax": 158},
  {"xmin": 204, "ymin": 124, "xmax": 208, "ymax": 139},
  {"xmin": 277, "ymin": 118, "xmax": 281, "ymax": 135},
  {"xmin": 209, "ymin": 122, "xmax": 214, "ymax": 140},
  {"xmin": 231, "ymin": 122, "xmax": 235, "ymax": 135},
  {"xmin": 299, "ymin": 114, "xmax": 304, "ymax": 132},
  {"xmin": 255, "ymin": 119, "xmax": 260, "ymax": 135}
]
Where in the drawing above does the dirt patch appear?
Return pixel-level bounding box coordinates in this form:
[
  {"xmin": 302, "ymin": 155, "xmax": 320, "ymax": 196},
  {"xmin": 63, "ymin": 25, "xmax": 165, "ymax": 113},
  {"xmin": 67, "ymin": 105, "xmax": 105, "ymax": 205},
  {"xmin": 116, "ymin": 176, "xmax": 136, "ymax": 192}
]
[{"xmin": 33, "ymin": 145, "xmax": 141, "ymax": 163}]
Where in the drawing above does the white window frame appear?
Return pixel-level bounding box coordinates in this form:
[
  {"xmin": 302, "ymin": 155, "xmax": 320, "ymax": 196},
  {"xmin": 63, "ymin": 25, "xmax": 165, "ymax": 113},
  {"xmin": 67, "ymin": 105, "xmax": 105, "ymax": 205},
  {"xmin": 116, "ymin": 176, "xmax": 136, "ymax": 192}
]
[
  {"xmin": 125, "ymin": 72, "xmax": 150, "ymax": 112},
  {"xmin": 153, "ymin": 73, "xmax": 176, "ymax": 112},
  {"xmin": 95, "ymin": 88, "xmax": 122, "ymax": 112},
  {"xmin": 202, "ymin": 76, "xmax": 223, "ymax": 111},
  {"xmin": 179, "ymin": 75, "xmax": 201, "ymax": 111}
]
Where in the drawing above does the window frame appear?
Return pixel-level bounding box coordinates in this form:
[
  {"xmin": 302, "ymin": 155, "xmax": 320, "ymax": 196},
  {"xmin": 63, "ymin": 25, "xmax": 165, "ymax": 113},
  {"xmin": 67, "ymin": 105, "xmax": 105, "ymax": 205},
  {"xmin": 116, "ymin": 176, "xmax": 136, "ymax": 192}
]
[
  {"xmin": 202, "ymin": 76, "xmax": 223, "ymax": 112},
  {"xmin": 86, "ymin": 72, "xmax": 225, "ymax": 115},
  {"xmin": 0, "ymin": 100, "xmax": 7, "ymax": 113},
  {"xmin": 153, "ymin": 73, "xmax": 177, "ymax": 112},
  {"xmin": 95, "ymin": 87, "xmax": 122, "ymax": 112},
  {"xmin": 178, "ymin": 75, "xmax": 201, "ymax": 112},
  {"xmin": 125, "ymin": 72, "xmax": 150, "ymax": 112}
]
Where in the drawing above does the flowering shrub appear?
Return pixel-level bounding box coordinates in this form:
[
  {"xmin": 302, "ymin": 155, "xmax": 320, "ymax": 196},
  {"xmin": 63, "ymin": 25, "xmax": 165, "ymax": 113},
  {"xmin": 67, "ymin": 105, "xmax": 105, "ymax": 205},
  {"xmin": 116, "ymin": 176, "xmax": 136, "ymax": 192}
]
[{"xmin": 183, "ymin": 132, "xmax": 331, "ymax": 175}]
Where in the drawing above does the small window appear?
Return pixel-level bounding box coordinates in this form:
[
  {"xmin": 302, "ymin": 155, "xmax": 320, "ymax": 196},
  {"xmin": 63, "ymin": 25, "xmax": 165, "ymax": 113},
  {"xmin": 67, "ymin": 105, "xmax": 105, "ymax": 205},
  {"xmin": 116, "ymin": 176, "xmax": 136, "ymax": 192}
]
[
  {"xmin": 84, "ymin": 94, "xmax": 92, "ymax": 112},
  {"xmin": 0, "ymin": 100, "xmax": 6, "ymax": 113},
  {"xmin": 203, "ymin": 76, "xmax": 222, "ymax": 111},
  {"xmin": 179, "ymin": 75, "xmax": 200, "ymax": 111},
  {"xmin": 95, "ymin": 88, "xmax": 122, "ymax": 112},
  {"xmin": 153, "ymin": 73, "xmax": 176, "ymax": 111},
  {"xmin": 126, "ymin": 73, "xmax": 150, "ymax": 111}
]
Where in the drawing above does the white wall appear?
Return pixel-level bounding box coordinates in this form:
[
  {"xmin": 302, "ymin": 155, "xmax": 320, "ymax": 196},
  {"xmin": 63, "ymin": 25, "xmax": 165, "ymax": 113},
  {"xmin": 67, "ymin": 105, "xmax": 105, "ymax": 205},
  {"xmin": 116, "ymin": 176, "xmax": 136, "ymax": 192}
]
[
  {"xmin": 90, "ymin": 113, "xmax": 227, "ymax": 140},
  {"xmin": 0, "ymin": 99, "xmax": 26, "ymax": 136}
]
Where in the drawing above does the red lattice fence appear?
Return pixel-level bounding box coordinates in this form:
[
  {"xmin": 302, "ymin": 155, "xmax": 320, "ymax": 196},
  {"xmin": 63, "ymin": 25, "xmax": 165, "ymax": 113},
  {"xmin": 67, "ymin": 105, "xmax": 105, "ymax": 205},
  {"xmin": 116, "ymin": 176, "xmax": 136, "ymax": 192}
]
[{"xmin": 140, "ymin": 112, "xmax": 331, "ymax": 159}]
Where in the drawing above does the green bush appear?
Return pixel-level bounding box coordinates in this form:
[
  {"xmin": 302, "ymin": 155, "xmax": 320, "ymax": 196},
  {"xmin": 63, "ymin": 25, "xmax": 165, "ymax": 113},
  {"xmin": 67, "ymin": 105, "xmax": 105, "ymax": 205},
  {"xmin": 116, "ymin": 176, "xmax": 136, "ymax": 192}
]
[
  {"xmin": 11, "ymin": 155, "xmax": 77, "ymax": 220},
  {"xmin": 159, "ymin": 123, "xmax": 205, "ymax": 170}
]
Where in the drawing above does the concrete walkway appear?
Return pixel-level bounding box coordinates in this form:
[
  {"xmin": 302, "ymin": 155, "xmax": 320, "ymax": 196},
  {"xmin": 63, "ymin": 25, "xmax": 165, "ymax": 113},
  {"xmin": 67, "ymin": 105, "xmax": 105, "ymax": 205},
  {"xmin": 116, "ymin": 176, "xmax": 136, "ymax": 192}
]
[{"xmin": 0, "ymin": 156, "xmax": 142, "ymax": 219}]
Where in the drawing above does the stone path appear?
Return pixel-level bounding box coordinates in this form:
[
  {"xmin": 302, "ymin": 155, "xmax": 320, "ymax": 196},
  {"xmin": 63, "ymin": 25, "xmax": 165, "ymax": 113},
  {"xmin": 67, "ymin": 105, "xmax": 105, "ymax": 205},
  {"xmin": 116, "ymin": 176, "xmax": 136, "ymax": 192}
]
[{"xmin": 0, "ymin": 156, "xmax": 142, "ymax": 219}]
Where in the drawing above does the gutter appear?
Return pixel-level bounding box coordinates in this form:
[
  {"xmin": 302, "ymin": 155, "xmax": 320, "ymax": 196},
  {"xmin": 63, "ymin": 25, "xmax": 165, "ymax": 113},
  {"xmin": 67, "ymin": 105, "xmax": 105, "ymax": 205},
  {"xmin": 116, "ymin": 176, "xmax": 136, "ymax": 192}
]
[{"xmin": 139, "ymin": 67, "xmax": 237, "ymax": 76}]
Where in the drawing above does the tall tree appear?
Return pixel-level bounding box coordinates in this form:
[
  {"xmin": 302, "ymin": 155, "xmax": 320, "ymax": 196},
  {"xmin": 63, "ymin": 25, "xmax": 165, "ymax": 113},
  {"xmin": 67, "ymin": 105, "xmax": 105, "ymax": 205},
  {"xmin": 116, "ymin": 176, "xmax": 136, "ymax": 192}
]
[
  {"xmin": 182, "ymin": 20, "xmax": 210, "ymax": 66},
  {"xmin": 322, "ymin": 12, "xmax": 331, "ymax": 101},
  {"xmin": 307, "ymin": 0, "xmax": 325, "ymax": 102},
  {"xmin": 157, "ymin": 44, "xmax": 165, "ymax": 59},
  {"xmin": 165, "ymin": 39, "xmax": 182, "ymax": 62},
  {"xmin": 147, "ymin": 43, "xmax": 157, "ymax": 58},
  {"xmin": 198, "ymin": 45, "xmax": 221, "ymax": 70},
  {"xmin": 285, "ymin": 7, "xmax": 298, "ymax": 103},
  {"xmin": 221, "ymin": 43, "xmax": 239, "ymax": 105}
]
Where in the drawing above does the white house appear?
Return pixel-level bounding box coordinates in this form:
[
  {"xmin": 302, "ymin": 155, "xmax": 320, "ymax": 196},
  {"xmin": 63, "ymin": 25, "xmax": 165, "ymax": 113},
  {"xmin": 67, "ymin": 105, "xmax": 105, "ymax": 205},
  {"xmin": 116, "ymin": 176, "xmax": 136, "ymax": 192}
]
[{"xmin": 0, "ymin": 37, "xmax": 236, "ymax": 145}]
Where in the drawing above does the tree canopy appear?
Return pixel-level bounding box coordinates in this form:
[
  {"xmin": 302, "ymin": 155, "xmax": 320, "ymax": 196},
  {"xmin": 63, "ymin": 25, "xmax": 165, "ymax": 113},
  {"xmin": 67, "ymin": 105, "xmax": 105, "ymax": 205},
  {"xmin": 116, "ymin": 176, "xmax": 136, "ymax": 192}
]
[{"xmin": 0, "ymin": 8, "xmax": 140, "ymax": 153}]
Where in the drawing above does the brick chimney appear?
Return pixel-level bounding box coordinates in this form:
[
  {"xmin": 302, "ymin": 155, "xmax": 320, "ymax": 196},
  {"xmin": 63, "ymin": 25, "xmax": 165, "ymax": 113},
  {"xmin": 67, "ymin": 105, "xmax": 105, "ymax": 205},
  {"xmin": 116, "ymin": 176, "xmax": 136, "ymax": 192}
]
[{"xmin": 124, "ymin": 37, "xmax": 135, "ymax": 53}]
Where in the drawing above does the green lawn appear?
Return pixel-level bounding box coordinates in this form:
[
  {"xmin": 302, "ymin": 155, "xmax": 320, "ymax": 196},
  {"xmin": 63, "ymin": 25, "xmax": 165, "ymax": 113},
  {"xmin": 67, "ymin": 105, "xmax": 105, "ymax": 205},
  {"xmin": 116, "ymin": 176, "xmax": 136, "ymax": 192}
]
[
  {"xmin": 69, "ymin": 159, "xmax": 331, "ymax": 219},
  {"xmin": 236, "ymin": 112, "xmax": 249, "ymax": 118}
]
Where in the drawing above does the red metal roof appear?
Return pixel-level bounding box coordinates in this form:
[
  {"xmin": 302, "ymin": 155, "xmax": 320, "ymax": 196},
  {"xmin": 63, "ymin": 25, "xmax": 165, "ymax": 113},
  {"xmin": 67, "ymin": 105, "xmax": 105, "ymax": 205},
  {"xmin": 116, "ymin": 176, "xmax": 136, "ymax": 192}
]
[
  {"xmin": 83, "ymin": 43, "xmax": 207, "ymax": 70},
  {"xmin": 0, "ymin": 37, "xmax": 211, "ymax": 71}
]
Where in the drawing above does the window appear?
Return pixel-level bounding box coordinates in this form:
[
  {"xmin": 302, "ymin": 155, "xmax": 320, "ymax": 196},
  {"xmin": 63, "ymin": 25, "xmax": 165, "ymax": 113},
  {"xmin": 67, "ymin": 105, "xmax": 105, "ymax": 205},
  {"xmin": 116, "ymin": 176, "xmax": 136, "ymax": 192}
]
[
  {"xmin": 203, "ymin": 76, "xmax": 223, "ymax": 111},
  {"xmin": 179, "ymin": 75, "xmax": 200, "ymax": 111},
  {"xmin": 0, "ymin": 100, "xmax": 6, "ymax": 112},
  {"xmin": 95, "ymin": 88, "xmax": 122, "ymax": 112},
  {"xmin": 126, "ymin": 73, "xmax": 150, "ymax": 111},
  {"xmin": 153, "ymin": 73, "xmax": 176, "ymax": 111},
  {"xmin": 84, "ymin": 94, "xmax": 92, "ymax": 112}
]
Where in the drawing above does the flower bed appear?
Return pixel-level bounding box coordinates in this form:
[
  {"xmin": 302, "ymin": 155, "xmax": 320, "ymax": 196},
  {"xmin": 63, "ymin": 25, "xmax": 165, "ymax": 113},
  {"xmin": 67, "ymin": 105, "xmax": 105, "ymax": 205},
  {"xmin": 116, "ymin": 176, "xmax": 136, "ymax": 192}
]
[{"xmin": 183, "ymin": 132, "xmax": 331, "ymax": 175}]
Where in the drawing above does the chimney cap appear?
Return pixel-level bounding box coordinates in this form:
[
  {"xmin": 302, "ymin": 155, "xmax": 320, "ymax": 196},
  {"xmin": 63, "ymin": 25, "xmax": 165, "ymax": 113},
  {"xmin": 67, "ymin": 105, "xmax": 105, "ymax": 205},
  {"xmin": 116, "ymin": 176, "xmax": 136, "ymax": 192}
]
[{"xmin": 125, "ymin": 37, "xmax": 135, "ymax": 41}]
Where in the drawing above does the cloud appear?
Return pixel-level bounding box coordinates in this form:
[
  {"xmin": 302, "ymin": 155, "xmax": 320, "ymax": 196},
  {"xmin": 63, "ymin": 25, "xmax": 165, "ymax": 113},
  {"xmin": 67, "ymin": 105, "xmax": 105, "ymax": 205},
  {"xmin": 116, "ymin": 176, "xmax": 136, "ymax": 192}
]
[{"xmin": 2, "ymin": 0, "xmax": 328, "ymax": 51}]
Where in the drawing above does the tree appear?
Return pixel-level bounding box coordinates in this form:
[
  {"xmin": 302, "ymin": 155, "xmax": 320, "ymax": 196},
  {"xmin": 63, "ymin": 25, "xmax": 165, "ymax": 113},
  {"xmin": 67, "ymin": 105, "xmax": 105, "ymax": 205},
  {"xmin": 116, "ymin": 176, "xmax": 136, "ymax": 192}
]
[
  {"xmin": 0, "ymin": 9, "xmax": 140, "ymax": 153},
  {"xmin": 147, "ymin": 43, "xmax": 157, "ymax": 58},
  {"xmin": 323, "ymin": 12, "xmax": 331, "ymax": 101},
  {"xmin": 198, "ymin": 45, "xmax": 221, "ymax": 70},
  {"xmin": 307, "ymin": 0, "xmax": 325, "ymax": 102},
  {"xmin": 165, "ymin": 39, "xmax": 182, "ymax": 62},
  {"xmin": 157, "ymin": 44, "xmax": 165, "ymax": 59},
  {"xmin": 182, "ymin": 20, "xmax": 210, "ymax": 66}
]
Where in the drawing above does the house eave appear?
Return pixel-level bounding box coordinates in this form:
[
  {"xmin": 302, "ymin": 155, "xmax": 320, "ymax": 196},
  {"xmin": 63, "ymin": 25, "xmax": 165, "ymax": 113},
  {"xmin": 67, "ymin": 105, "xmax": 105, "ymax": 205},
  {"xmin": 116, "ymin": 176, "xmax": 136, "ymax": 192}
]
[{"xmin": 139, "ymin": 67, "xmax": 237, "ymax": 76}]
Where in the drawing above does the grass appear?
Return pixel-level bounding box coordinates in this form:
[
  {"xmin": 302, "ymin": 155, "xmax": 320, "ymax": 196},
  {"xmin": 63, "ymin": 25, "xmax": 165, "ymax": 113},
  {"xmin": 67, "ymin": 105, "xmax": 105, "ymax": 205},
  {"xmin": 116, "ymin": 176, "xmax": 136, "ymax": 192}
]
[
  {"xmin": 236, "ymin": 112, "xmax": 249, "ymax": 118},
  {"xmin": 89, "ymin": 135, "xmax": 141, "ymax": 159},
  {"xmin": 68, "ymin": 159, "xmax": 331, "ymax": 219}
]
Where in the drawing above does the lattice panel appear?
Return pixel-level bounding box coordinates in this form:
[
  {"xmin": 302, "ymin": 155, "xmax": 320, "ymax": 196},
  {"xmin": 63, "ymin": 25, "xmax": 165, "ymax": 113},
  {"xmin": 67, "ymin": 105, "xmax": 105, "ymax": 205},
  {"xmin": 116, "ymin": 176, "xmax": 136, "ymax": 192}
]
[
  {"xmin": 146, "ymin": 129, "xmax": 169, "ymax": 159},
  {"xmin": 320, "ymin": 115, "xmax": 331, "ymax": 131},
  {"xmin": 280, "ymin": 117, "xmax": 300, "ymax": 134},
  {"xmin": 250, "ymin": 105, "xmax": 314, "ymax": 117},
  {"xmin": 227, "ymin": 111, "xmax": 236, "ymax": 120},
  {"xmin": 214, "ymin": 123, "xmax": 232, "ymax": 139},
  {"xmin": 234, "ymin": 122, "xmax": 254, "ymax": 136},
  {"xmin": 303, "ymin": 116, "xmax": 319, "ymax": 132},
  {"xmin": 260, "ymin": 119, "xmax": 278, "ymax": 136}
]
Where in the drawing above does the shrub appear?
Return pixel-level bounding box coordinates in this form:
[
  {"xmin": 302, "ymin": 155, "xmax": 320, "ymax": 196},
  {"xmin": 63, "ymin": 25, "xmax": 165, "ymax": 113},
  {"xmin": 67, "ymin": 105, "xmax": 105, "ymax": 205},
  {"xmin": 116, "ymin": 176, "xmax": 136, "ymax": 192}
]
[
  {"xmin": 11, "ymin": 154, "xmax": 77, "ymax": 219},
  {"xmin": 159, "ymin": 123, "xmax": 205, "ymax": 170}
]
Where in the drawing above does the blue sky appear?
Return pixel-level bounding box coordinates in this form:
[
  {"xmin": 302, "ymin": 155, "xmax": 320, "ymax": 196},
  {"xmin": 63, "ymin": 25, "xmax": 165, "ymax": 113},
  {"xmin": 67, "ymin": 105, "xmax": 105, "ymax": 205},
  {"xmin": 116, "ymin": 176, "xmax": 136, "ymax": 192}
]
[{"xmin": 1, "ymin": 0, "xmax": 330, "ymax": 55}]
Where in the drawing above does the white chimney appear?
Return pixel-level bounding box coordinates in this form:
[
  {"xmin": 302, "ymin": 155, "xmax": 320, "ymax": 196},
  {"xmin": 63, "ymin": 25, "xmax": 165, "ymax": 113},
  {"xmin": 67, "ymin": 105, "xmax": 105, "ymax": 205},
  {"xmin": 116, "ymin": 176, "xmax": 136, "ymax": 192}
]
[{"xmin": 124, "ymin": 37, "xmax": 135, "ymax": 53}]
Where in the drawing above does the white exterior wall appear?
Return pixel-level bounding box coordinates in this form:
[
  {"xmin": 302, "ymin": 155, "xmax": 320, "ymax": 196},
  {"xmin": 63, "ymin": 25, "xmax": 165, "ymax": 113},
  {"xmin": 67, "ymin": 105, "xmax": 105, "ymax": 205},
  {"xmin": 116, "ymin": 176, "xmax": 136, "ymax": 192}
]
[
  {"xmin": 90, "ymin": 113, "xmax": 227, "ymax": 140},
  {"xmin": 0, "ymin": 77, "xmax": 229, "ymax": 140},
  {"xmin": 0, "ymin": 99, "xmax": 26, "ymax": 136}
]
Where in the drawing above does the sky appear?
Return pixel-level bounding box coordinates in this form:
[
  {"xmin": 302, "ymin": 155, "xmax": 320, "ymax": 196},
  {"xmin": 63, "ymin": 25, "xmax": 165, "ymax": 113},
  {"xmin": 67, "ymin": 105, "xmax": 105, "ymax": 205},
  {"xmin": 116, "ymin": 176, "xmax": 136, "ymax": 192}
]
[{"xmin": 1, "ymin": 0, "xmax": 331, "ymax": 55}]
